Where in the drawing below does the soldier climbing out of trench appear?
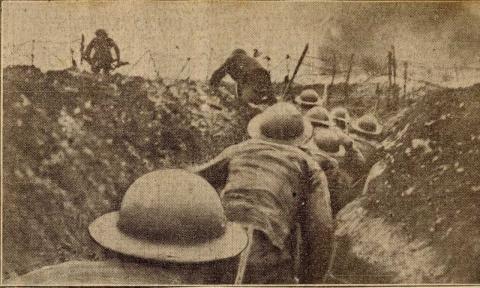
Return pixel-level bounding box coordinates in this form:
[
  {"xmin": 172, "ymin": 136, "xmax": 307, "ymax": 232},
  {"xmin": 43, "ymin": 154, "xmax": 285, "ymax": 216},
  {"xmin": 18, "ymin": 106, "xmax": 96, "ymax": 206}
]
[
  {"xmin": 82, "ymin": 29, "xmax": 123, "ymax": 75},
  {"xmin": 190, "ymin": 102, "xmax": 333, "ymax": 283},
  {"xmin": 209, "ymin": 48, "xmax": 277, "ymax": 106}
]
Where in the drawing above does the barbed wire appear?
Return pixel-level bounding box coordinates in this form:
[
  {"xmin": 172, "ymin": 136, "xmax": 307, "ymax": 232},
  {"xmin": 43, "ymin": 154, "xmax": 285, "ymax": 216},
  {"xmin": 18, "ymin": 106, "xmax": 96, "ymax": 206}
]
[{"xmin": 3, "ymin": 38, "xmax": 479, "ymax": 86}]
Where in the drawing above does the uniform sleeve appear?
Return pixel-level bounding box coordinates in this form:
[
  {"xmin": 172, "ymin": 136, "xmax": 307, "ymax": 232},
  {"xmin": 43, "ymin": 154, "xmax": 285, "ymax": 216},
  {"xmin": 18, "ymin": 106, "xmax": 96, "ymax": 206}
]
[
  {"xmin": 187, "ymin": 146, "xmax": 235, "ymax": 192},
  {"xmin": 301, "ymin": 160, "xmax": 334, "ymax": 283},
  {"xmin": 209, "ymin": 56, "xmax": 234, "ymax": 87},
  {"xmin": 109, "ymin": 39, "xmax": 120, "ymax": 60},
  {"xmin": 209, "ymin": 63, "xmax": 228, "ymax": 87}
]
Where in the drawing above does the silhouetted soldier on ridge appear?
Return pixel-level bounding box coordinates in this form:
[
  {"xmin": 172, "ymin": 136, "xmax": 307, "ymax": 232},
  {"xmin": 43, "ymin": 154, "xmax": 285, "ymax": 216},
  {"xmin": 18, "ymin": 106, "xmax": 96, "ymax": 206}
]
[{"xmin": 83, "ymin": 29, "xmax": 121, "ymax": 75}]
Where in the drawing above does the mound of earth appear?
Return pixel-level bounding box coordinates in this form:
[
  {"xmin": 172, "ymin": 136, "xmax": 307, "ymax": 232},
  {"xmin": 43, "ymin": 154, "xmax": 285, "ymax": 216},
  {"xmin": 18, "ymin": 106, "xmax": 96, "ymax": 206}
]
[
  {"xmin": 2, "ymin": 65, "xmax": 251, "ymax": 279},
  {"xmin": 330, "ymin": 84, "xmax": 480, "ymax": 283}
]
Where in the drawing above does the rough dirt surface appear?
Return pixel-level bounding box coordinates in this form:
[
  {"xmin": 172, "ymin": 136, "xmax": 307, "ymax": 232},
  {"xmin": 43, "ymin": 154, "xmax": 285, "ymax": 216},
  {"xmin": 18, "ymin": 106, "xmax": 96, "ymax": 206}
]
[
  {"xmin": 332, "ymin": 84, "xmax": 480, "ymax": 283},
  {"xmin": 4, "ymin": 64, "xmax": 476, "ymax": 284},
  {"xmin": 2, "ymin": 66, "xmax": 251, "ymax": 279}
]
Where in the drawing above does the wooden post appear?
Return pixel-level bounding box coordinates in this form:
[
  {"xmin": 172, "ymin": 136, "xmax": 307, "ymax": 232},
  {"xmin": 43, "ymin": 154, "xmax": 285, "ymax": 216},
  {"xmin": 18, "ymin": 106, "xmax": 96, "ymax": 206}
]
[
  {"xmin": 387, "ymin": 51, "xmax": 392, "ymax": 87},
  {"xmin": 454, "ymin": 64, "xmax": 459, "ymax": 85},
  {"xmin": 392, "ymin": 46, "xmax": 399, "ymax": 108},
  {"xmin": 375, "ymin": 83, "xmax": 381, "ymax": 112},
  {"xmin": 344, "ymin": 53, "xmax": 354, "ymax": 105},
  {"xmin": 326, "ymin": 53, "xmax": 336, "ymax": 106},
  {"xmin": 70, "ymin": 48, "xmax": 77, "ymax": 68},
  {"xmin": 31, "ymin": 40, "xmax": 35, "ymax": 66},
  {"xmin": 283, "ymin": 44, "xmax": 309, "ymax": 101},
  {"xmin": 387, "ymin": 51, "xmax": 392, "ymax": 107},
  {"xmin": 392, "ymin": 45, "xmax": 397, "ymax": 85},
  {"xmin": 403, "ymin": 61, "xmax": 408, "ymax": 101},
  {"xmin": 149, "ymin": 51, "xmax": 161, "ymax": 80}
]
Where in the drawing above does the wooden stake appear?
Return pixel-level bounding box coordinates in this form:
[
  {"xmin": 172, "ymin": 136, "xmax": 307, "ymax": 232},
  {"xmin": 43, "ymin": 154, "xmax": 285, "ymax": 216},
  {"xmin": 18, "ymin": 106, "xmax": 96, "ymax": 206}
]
[
  {"xmin": 387, "ymin": 51, "xmax": 392, "ymax": 88},
  {"xmin": 283, "ymin": 44, "xmax": 309, "ymax": 101},
  {"xmin": 31, "ymin": 40, "xmax": 35, "ymax": 66},
  {"xmin": 454, "ymin": 64, "xmax": 459, "ymax": 85},
  {"xmin": 387, "ymin": 51, "xmax": 392, "ymax": 107},
  {"xmin": 344, "ymin": 53, "xmax": 354, "ymax": 104},
  {"xmin": 403, "ymin": 61, "xmax": 408, "ymax": 101},
  {"xmin": 375, "ymin": 83, "xmax": 381, "ymax": 113},
  {"xmin": 326, "ymin": 53, "xmax": 336, "ymax": 106},
  {"xmin": 392, "ymin": 45, "xmax": 397, "ymax": 86}
]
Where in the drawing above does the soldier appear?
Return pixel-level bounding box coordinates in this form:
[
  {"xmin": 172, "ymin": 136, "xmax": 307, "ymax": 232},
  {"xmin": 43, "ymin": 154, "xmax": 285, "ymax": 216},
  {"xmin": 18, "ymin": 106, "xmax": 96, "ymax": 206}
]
[
  {"xmin": 8, "ymin": 169, "xmax": 249, "ymax": 285},
  {"xmin": 209, "ymin": 49, "xmax": 276, "ymax": 105},
  {"xmin": 83, "ymin": 29, "xmax": 121, "ymax": 75},
  {"xmin": 330, "ymin": 106, "xmax": 351, "ymax": 132},
  {"xmin": 304, "ymin": 106, "xmax": 365, "ymax": 215},
  {"xmin": 349, "ymin": 114, "xmax": 384, "ymax": 188},
  {"xmin": 294, "ymin": 89, "xmax": 324, "ymax": 112},
  {"xmin": 191, "ymin": 102, "xmax": 333, "ymax": 283}
]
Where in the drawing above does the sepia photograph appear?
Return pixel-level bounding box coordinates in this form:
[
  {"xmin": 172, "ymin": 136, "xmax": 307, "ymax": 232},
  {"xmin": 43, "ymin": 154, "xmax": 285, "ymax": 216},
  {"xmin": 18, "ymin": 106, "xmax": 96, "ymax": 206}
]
[{"xmin": 1, "ymin": 0, "xmax": 480, "ymax": 285}]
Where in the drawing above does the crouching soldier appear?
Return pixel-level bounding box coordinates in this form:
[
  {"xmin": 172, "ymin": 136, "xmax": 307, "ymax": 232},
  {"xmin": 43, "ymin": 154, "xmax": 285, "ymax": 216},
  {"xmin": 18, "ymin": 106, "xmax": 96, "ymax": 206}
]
[
  {"xmin": 294, "ymin": 89, "xmax": 325, "ymax": 113},
  {"xmin": 190, "ymin": 102, "xmax": 333, "ymax": 284},
  {"xmin": 83, "ymin": 29, "xmax": 121, "ymax": 75},
  {"xmin": 209, "ymin": 49, "xmax": 276, "ymax": 105},
  {"xmin": 350, "ymin": 114, "xmax": 383, "ymax": 167},
  {"xmin": 330, "ymin": 106, "xmax": 351, "ymax": 132},
  {"xmin": 303, "ymin": 106, "xmax": 365, "ymax": 215},
  {"xmin": 349, "ymin": 114, "xmax": 384, "ymax": 190},
  {"xmin": 8, "ymin": 169, "xmax": 249, "ymax": 285}
]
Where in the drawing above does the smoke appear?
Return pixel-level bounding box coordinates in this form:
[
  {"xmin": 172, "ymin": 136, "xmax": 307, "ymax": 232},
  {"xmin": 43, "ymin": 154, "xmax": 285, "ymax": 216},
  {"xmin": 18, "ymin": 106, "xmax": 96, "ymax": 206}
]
[{"xmin": 319, "ymin": 2, "xmax": 480, "ymax": 70}]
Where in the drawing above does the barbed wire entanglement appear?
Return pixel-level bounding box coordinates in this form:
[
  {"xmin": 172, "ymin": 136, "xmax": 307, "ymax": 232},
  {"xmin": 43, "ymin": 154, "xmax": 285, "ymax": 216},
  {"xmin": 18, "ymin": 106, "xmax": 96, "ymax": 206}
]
[{"xmin": 3, "ymin": 37, "xmax": 480, "ymax": 101}]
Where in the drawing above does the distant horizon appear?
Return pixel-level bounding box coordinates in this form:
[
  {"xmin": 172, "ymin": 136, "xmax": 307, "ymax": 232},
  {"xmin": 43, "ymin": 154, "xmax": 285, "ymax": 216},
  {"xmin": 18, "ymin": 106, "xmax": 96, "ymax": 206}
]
[{"xmin": 2, "ymin": 1, "xmax": 480, "ymax": 84}]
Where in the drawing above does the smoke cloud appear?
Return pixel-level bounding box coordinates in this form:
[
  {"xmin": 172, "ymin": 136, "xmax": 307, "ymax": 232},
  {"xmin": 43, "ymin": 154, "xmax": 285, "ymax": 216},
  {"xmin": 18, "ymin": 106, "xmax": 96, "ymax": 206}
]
[{"xmin": 319, "ymin": 2, "xmax": 480, "ymax": 70}]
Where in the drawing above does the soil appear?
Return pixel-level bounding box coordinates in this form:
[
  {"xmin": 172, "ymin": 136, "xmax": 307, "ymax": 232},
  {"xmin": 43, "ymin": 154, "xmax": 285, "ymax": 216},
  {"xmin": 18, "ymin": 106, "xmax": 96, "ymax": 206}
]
[
  {"xmin": 3, "ymin": 64, "xmax": 469, "ymax": 284},
  {"xmin": 332, "ymin": 83, "xmax": 480, "ymax": 283},
  {"xmin": 2, "ymin": 65, "xmax": 251, "ymax": 279}
]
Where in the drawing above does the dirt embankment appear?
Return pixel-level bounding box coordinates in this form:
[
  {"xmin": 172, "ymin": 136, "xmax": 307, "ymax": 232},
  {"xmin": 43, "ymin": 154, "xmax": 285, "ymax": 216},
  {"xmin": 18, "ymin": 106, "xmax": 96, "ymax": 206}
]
[
  {"xmin": 2, "ymin": 66, "xmax": 251, "ymax": 279},
  {"xmin": 331, "ymin": 84, "xmax": 480, "ymax": 283}
]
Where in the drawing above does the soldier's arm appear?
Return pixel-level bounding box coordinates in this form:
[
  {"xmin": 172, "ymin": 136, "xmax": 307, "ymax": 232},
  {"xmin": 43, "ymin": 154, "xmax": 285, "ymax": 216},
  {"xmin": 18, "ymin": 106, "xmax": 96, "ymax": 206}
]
[
  {"xmin": 302, "ymin": 167, "xmax": 334, "ymax": 283},
  {"xmin": 187, "ymin": 150, "xmax": 231, "ymax": 193},
  {"xmin": 111, "ymin": 39, "xmax": 120, "ymax": 61},
  {"xmin": 209, "ymin": 58, "xmax": 231, "ymax": 87},
  {"xmin": 209, "ymin": 65, "xmax": 227, "ymax": 87}
]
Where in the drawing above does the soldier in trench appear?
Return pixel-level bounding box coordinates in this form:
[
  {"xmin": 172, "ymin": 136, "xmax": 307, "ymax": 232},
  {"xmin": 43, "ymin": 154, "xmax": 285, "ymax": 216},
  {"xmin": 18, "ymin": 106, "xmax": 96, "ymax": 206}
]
[
  {"xmin": 191, "ymin": 102, "xmax": 333, "ymax": 283},
  {"xmin": 10, "ymin": 103, "xmax": 334, "ymax": 285},
  {"xmin": 209, "ymin": 49, "xmax": 277, "ymax": 106},
  {"xmin": 302, "ymin": 106, "xmax": 366, "ymax": 215}
]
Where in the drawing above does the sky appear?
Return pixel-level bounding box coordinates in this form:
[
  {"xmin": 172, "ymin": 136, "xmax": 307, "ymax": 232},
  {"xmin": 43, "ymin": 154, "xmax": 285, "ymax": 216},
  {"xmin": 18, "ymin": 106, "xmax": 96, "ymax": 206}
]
[{"xmin": 2, "ymin": 1, "xmax": 480, "ymax": 83}]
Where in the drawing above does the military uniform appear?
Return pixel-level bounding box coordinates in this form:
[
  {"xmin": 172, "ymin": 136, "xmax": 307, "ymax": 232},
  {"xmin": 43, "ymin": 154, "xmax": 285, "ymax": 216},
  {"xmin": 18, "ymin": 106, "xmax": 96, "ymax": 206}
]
[
  {"xmin": 84, "ymin": 32, "xmax": 120, "ymax": 75},
  {"xmin": 210, "ymin": 50, "xmax": 275, "ymax": 105},
  {"xmin": 194, "ymin": 138, "xmax": 332, "ymax": 283}
]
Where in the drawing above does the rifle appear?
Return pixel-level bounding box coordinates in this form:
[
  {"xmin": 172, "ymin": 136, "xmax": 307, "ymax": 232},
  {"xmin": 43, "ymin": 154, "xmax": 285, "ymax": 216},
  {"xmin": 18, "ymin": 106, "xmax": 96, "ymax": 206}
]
[
  {"xmin": 111, "ymin": 61, "xmax": 129, "ymax": 71},
  {"xmin": 283, "ymin": 43, "xmax": 309, "ymax": 101},
  {"xmin": 80, "ymin": 34, "xmax": 85, "ymax": 65}
]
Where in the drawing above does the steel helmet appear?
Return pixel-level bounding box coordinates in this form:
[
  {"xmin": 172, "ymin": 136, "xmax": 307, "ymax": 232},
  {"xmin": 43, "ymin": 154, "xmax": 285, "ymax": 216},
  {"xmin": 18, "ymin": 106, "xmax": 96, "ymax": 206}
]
[
  {"xmin": 331, "ymin": 106, "xmax": 350, "ymax": 130},
  {"xmin": 247, "ymin": 102, "xmax": 313, "ymax": 146},
  {"xmin": 313, "ymin": 127, "xmax": 346, "ymax": 157},
  {"xmin": 351, "ymin": 114, "xmax": 383, "ymax": 137},
  {"xmin": 231, "ymin": 48, "xmax": 247, "ymax": 56},
  {"xmin": 295, "ymin": 89, "xmax": 324, "ymax": 108},
  {"xmin": 95, "ymin": 29, "xmax": 108, "ymax": 38},
  {"xmin": 305, "ymin": 106, "xmax": 334, "ymax": 128},
  {"xmin": 89, "ymin": 169, "xmax": 248, "ymax": 263}
]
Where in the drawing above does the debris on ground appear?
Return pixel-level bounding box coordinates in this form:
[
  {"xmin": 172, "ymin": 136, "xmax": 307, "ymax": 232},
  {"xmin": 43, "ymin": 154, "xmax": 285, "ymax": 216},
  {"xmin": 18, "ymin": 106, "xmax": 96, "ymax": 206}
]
[{"xmin": 332, "ymin": 83, "xmax": 480, "ymax": 283}]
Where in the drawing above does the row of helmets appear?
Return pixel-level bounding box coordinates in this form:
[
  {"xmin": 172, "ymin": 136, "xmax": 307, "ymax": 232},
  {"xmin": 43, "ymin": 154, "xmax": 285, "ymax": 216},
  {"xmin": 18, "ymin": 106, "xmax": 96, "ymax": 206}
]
[{"xmin": 294, "ymin": 89, "xmax": 383, "ymax": 138}]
